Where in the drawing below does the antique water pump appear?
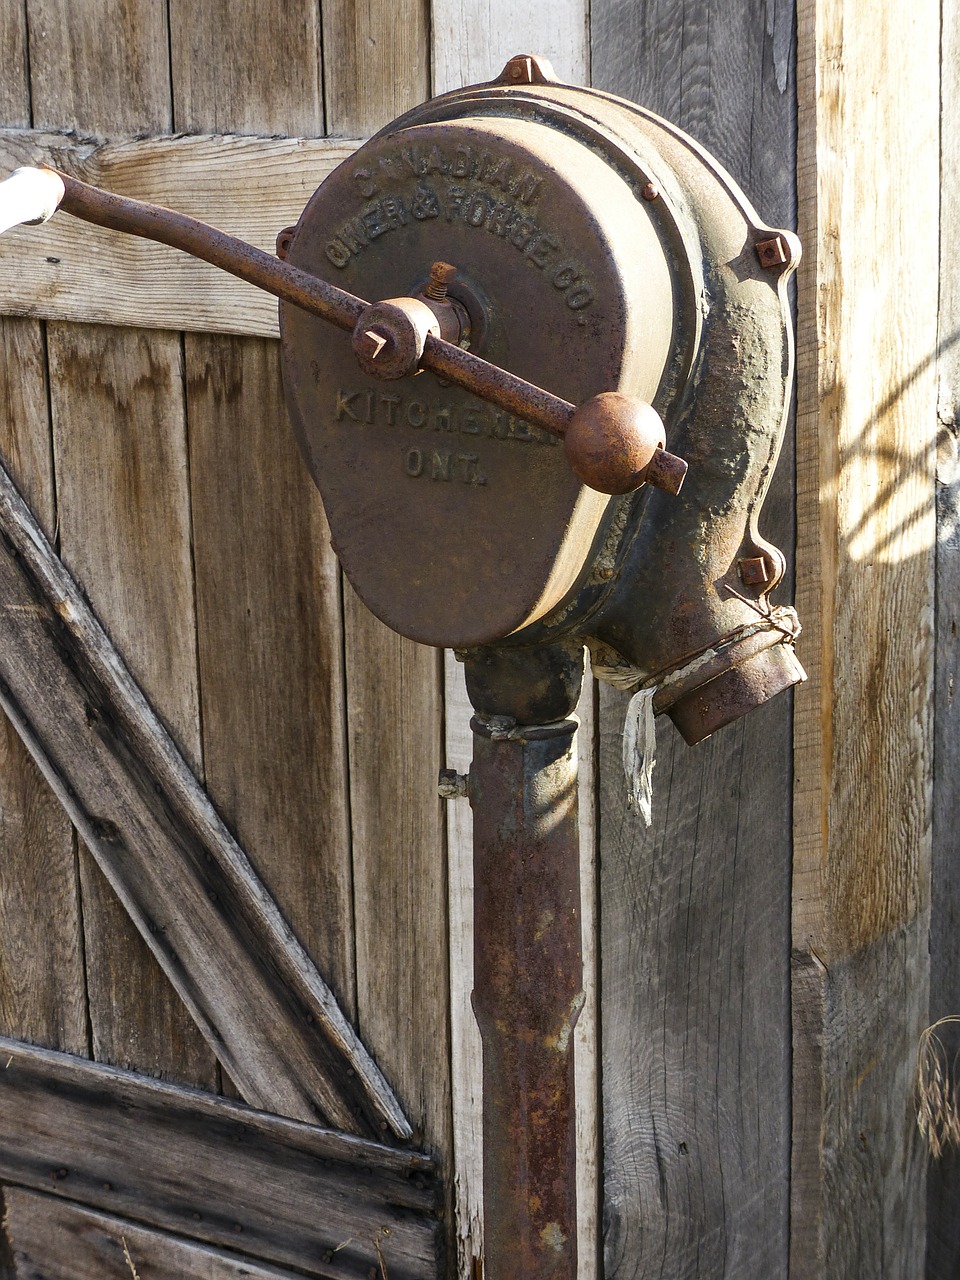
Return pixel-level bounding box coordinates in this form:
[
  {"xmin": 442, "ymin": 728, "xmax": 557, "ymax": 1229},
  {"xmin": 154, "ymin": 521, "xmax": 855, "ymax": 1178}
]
[{"xmin": 0, "ymin": 54, "xmax": 802, "ymax": 1280}]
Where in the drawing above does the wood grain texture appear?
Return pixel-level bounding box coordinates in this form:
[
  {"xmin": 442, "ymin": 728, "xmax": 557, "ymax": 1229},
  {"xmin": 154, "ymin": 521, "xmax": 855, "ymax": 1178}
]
[
  {"xmin": 0, "ymin": 0, "xmax": 87, "ymax": 1064},
  {"xmin": 0, "ymin": 318, "xmax": 86, "ymax": 1057},
  {"xmin": 170, "ymin": 0, "xmax": 360, "ymax": 1070},
  {"xmin": 591, "ymin": 0, "xmax": 795, "ymax": 221},
  {"xmin": 323, "ymin": 0, "xmax": 430, "ymax": 139},
  {"xmin": 169, "ymin": 0, "xmax": 324, "ymax": 139},
  {"xmin": 344, "ymin": 589, "xmax": 451, "ymax": 1158},
  {"xmin": 24, "ymin": 0, "xmax": 217, "ymax": 1091},
  {"xmin": 25, "ymin": 0, "xmax": 170, "ymax": 138},
  {"xmin": 47, "ymin": 326, "xmax": 200, "ymax": 768},
  {"xmin": 186, "ymin": 334, "xmax": 356, "ymax": 1020},
  {"xmin": 431, "ymin": 0, "xmax": 588, "ymax": 96},
  {"xmin": 574, "ymin": 669, "xmax": 600, "ymax": 1280},
  {"xmin": 0, "ymin": 1037, "xmax": 442, "ymax": 1279},
  {"xmin": 589, "ymin": 2, "xmax": 798, "ymax": 1275},
  {"xmin": 47, "ymin": 319, "xmax": 215, "ymax": 1087},
  {"xmin": 325, "ymin": 2, "xmax": 454, "ymax": 1234},
  {"xmin": 598, "ymin": 703, "xmax": 794, "ymax": 1280},
  {"xmin": 0, "ymin": 707, "xmax": 85, "ymax": 1055},
  {"xmin": 0, "ymin": 459, "xmax": 409, "ymax": 1139},
  {"xmin": 441, "ymin": 653, "xmax": 483, "ymax": 1278},
  {"xmin": 0, "ymin": 1190, "xmax": 12, "ymax": 1280},
  {"xmin": 0, "ymin": 129, "xmax": 360, "ymax": 337},
  {"xmin": 0, "ymin": 0, "xmax": 30, "ymax": 129},
  {"xmin": 925, "ymin": 0, "xmax": 960, "ymax": 1269},
  {"xmin": 5, "ymin": 1190, "xmax": 311, "ymax": 1280},
  {"xmin": 792, "ymin": 0, "xmax": 939, "ymax": 1273}
]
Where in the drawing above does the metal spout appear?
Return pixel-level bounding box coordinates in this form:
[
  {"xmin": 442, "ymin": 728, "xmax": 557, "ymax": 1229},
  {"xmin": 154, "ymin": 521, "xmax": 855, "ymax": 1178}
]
[{"xmin": 667, "ymin": 642, "xmax": 806, "ymax": 745}]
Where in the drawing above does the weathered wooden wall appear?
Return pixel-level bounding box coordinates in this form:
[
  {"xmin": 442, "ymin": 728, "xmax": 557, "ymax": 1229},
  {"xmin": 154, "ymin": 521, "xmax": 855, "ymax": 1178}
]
[
  {"xmin": 792, "ymin": 1, "xmax": 940, "ymax": 1276},
  {"xmin": 0, "ymin": 0, "xmax": 951, "ymax": 1277},
  {"xmin": 0, "ymin": 3, "xmax": 594, "ymax": 1277},
  {"xmin": 589, "ymin": 3, "xmax": 798, "ymax": 1275},
  {"xmin": 928, "ymin": 0, "xmax": 960, "ymax": 1270}
]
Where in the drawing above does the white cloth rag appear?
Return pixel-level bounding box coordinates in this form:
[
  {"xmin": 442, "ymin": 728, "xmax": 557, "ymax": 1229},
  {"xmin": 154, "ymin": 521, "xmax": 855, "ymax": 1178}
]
[{"xmin": 622, "ymin": 686, "xmax": 657, "ymax": 827}]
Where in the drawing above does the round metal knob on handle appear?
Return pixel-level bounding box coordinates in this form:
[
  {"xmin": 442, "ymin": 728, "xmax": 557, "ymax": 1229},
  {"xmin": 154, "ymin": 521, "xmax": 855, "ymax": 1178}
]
[{"xmin": 564, "ymin": 393, "xmax": 685, "ymax": 496}]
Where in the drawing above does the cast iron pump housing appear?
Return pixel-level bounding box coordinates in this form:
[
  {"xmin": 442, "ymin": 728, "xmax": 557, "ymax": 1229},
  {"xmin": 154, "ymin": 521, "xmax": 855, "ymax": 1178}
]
[
  {"xmin": 0, "ymin": 52, "xmax": 804, "ymax": 1280},
  {"xmin": 279, "ymin": 52, "xmax": 805, "ymax": 738}
]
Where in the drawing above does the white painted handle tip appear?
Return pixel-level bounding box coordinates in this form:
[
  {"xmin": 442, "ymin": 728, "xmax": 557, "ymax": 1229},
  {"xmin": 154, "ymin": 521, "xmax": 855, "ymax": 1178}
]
[{"xmin": 0, "ymin": 166, "xmax": 65, "ymax": 237}]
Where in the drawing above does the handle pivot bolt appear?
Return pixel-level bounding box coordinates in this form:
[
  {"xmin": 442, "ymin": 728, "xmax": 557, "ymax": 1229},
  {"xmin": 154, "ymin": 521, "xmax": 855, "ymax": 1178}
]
[{"xmin": 352, "ymin": 298, "xmax": 441, "ymax": 381}]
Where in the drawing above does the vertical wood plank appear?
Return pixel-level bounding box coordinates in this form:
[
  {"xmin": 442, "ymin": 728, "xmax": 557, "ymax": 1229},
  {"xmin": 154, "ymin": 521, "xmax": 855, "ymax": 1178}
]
[
  {"xmin": 46, "ymin": 325, "xmax": 215, "ymax": 1085},
  {"xmin": 574, "ymin": 669, "xmax": 600, "ymax": 1280},
  {"xmin": 792, "ymin": 0, "xmax": 939, "ymax": 1273},
  {"xmin": 0, "ymin": 1, "xmax": 30, "ymax": 130},
  {"xmin": 589, "ymin": 2, "xmax": 798, "ymax": 1275},
  {"xmin": 0, "ymin": 318, "xmax": 86, "ymax": 1058},
  {"xmin": 344, "ymin": 589, "xmax": 451, "ymax": 1159},
  {"xmin": 168, "ymin": 0, "xmax": 358, "ymax": 1090},
  {"xmin": 323, "ymin": 0, "xmax": 430, "ymax": 138},
  {"xmin": 184, "ymin": 336, "xmax": 356, "ymax": 1016},
  {"xmin": 598, "ymin": 703, "xmax": 794, "ymax": 1280},
  {"xmin": 324, "ymin": 0, "xmax": 454, "ymax": 1206},
  {"xmin": 927, "ymin": 0, "xmax": 960, "ymax": 1268},
  {"xmin": 25, "ymin": 0, "xmax": 171, "ymax": 140},
  {"xmin": 169, "ymin": 5, "xmax": 323, "ymax": 139},
  {"xmin": 431, "ymin": 0, "xmax": 588, "ymax": 95},
  {"xmin": 25, "ymin": 0, "xmax": 216, "ymax": 1088},
  {"xmin": 0, "ymin": 323, "xmax": 54, "ymax": 536},
  {"xmin": 443, "ymin": 653, "xmax": 484, "ymax": 1278},
  {"xmin": 0, "ymin": 0, "xmax": 86, "ymax": 1061}
]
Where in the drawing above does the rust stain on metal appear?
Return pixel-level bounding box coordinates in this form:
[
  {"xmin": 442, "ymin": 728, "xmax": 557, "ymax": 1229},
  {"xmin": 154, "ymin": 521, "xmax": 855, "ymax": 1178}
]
[
  {"xmin": 53, "ymin": 168, "xmax": 690, "ymax": 518},
  {"xmin": 275, "ymin": 225, "xmax": 296, "ymax": 260},
  {"xmin": 496, "ymin": 53, "xmax": 559, "ymax": 86},
  {"xmin": 756, "ymin": 233, "xmax": 790, "ymax": 268},
  {"xmin": 424, "ymin": 261, "xmax": 457, "ymax": 300},
  {"xmin": 739, "ymin": 554, "xmax": 772, "ymax": 586},
  {"xmin": 644, "ymin": 444, "xmax": 689, "ymax": 495},
  {"xmin": 6, "ymin": 56, "xmax": 810, "ymax": 1280},
  {"xmin": 471, "ymin": 716, "xmax": 582, "ymax": 1280}
]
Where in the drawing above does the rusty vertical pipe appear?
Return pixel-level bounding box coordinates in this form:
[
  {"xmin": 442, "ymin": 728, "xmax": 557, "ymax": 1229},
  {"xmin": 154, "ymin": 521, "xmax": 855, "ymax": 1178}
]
[{"xmin": 470, "ymin": 715, "xmax": 583, "ymax": 1280}]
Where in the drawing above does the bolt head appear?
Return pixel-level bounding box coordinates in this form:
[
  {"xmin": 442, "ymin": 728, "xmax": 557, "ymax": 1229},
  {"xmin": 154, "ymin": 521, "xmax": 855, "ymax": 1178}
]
[
  {"xmin": 756, "ymin": 234, "xmax": 790, "ymax": 268},
  {"xmin": 352, "ymin": 299, "xmax": 439, "ymax": 381},
  {"xmin": 275, "ymin": 225, "xmax": 296, "ymax": 260},
  {"xmin": 496, "ymin": 53, "xmax": 558, "ymax": 85},
  {"xmin": 738, "ymin": 556, "xmax": 772, "ymax": 586}
]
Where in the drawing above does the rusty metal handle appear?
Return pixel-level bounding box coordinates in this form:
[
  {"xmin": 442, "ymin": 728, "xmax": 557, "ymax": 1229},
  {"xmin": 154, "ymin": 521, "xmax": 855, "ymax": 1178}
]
[{"xmin": 2, "ymin": 167, "xmax": 686, "ymax": 495}]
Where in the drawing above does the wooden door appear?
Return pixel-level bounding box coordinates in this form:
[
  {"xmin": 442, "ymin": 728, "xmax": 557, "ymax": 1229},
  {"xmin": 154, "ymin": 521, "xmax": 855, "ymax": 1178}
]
[
  {"xmin": 0, "ymin": 0, "xmax": 452, "ymax": 1273},
  {"xmin": 0, "ymin": 3, "xmax": 595, "ymax": 1277}
]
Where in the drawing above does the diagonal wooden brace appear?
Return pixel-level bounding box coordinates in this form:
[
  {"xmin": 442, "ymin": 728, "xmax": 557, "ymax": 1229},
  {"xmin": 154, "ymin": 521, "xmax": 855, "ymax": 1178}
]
[{"xmin": 0, "ymin": 457, "xmax": 410, "ymax": 1141}]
